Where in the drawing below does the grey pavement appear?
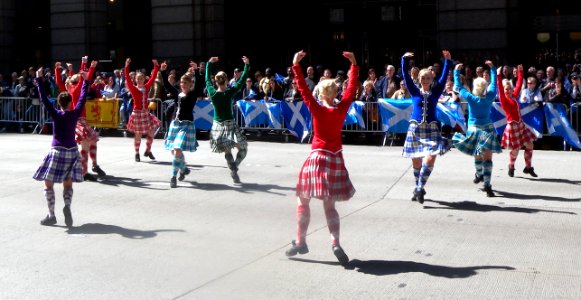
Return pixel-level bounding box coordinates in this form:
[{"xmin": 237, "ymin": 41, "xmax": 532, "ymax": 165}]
[{"xmin": 1, "ymin": 133, "xmax": 580, "ymax": 300}]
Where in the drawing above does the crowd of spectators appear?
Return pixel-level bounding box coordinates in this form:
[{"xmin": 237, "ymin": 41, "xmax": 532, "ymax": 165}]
[{"xmin": 2, "ymin": 48, "xmax": 581, "ymax": 134}]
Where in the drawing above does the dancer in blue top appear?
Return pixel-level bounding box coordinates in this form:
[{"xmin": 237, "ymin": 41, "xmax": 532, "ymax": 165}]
[
  {"xmin": 401, "ymin": 50, "xmax": 453, "ymax": 204},
  {"xmin": 452, "ymin": 61, "xmax": 501, "ymax": 197}
]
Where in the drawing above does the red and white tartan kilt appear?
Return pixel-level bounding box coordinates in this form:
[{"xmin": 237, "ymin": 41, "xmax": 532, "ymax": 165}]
[
  {"xmin": 127, "ymin": 110, "xmax": 161, "ymax": 135},
  {"xmin": 296, "ymin": 150, "xmax": 355, "ymax": 201},
  {"xmin": 75, "ymin": 118, "xmax": 99, "ymax": 144},
  {"xmin": 501, "ymin": 121, "xmax": 537, "ymax": 149}
]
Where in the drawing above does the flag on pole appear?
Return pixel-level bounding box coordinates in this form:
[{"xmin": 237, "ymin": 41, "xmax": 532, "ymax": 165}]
[{"xmin": 544, "ymin": 103, "xmax": 581, "ymax": 149}]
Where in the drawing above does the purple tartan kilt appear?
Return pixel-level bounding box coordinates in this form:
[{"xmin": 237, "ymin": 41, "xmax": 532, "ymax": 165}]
[
  {"xmin": 33, "ymin": 147, "xmax": 83, "ymax": 183},
  {"xmin": 501, "ymin": 121, "xmax": 537, "ymax": 149},
  {"xmin": 296, "ymin": 150, "xmax": 355, "ymax": 201},
  {"xmin": 127, "ymin": 110, "xmax": 161, "ymax": 135}
]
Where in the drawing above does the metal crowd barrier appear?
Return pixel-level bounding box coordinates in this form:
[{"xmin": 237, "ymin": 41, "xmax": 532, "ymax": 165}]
[{"xmin": 0, "ymin": 97, "xmax": 50, "ymax": 133}]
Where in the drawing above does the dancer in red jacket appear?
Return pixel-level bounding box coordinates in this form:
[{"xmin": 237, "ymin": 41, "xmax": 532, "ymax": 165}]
[
  {"xmin": 285, "ymin": 50, "xmax": 359, "ymax": 266},
  {"xmin": 55, "ymin": 58, "xmax": 106, "ymax": 181},
  {"xmin": 124, "ymin": 58, "xmax": 161, "ymax": 162},
  {"xmin": 497, "ymin": 65, "xmax": 538, "ymax": 177}
]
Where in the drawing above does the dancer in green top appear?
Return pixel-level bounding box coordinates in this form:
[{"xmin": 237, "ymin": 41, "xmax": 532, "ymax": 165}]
[{"xmin": 205, "ymin": 56, "xmax": 250, "ymax": 183}]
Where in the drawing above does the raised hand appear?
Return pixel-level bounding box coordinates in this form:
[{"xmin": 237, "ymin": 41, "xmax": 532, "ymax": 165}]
[
  {"xmin": 485, "ymin": 60, "xmax": 494, "ymax": 68},
  {"xmin": 517, "ymin": 64, "xmax": 523, "ymax": 72},
  {"xmin": 497, "ymin": 66, "xmax": 503, "ymax": 76},
  {"xmin": 209, "ymin": 57, "xmax": 219, "ymax": 63},
  {"xmin": 152, "ymin": 59, "xmax": 159, "ymax": 67},
  {"xmin": 36, "ymin": 67, "xmax": 43, "ymax": 78},
  {"xmin": 455, "ymin": 63, "xmax": 463, "ymax": 71},
  {"xmin": 242, "ymin": 56, "xmax": 250, "ymax": 65},
  {"xmin": 403, "ymin": 52, "xmax": 414, "ymax": 58},
  {"xmin": 90, "ymin": 60, "xmax": 98, "ymax": 68},
  {"xmin": 160, "ymin": 61, "xmax": 168, "ymax": 72},
  {"xmin": 293, "ymin": 50, "xmax": 306, "ymax": 65},
  {"xmin": 189, "ymin": 61, "xmax": 197, "ymax": 70},
  {"xmin": 125, "ymin": 58, "xmax": 131, "ymax": 68},
  {"xmin": 55, "ymin": 62, "xmax": 61, "ymax": 69},
  {"xmin": 442, "ymin": 50, "xmax": 451, "ymax": 60},
  {"xmin": 342, "ymin": 51, "xmax": 356, "ymax": 65}
]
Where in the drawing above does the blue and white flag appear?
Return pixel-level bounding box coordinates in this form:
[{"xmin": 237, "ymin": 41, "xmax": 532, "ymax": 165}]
[
  {"xmin": 544, "ymin": 103, "xmax": 581, "ymax": 149},
  {"xmin": 436, "ymin": 102, "xmax": 467, "ymax": 133},
  {"xmin": 281, "ymin": 101, "xmax": 311, "ymax": 142},
  {"xmin": 193, "ymin": 99, "xmax": 214, "ymax": 130},
  {"xmin": 236, "ymin": 100, "xmax": 282, "ymax": 128},
  {"xmin": 344, "ymin": 101, "xmax": 366, "ymax": 128},
  {"xmin": 491, "ymin": 102, "xmax": 544, "ymax": 138},
  {"xmin": 378, "ymin": 98, "xmax": 413, "ymax": 133},
  {"xmin": 274, "ymin": 73, "xmax": 285, "ymax": 84}
]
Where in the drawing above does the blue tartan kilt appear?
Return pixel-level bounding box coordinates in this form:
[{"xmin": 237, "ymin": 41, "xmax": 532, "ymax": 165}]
[
  {"xmin": 402, "ymin": 121, "xmax": 451, "ymax": 158},
  {"xmin": 33, "ymin": 146, "xmax": 83, "ymax": 183},
  {"xmin": 453, "ymin": 123, "xmax": 502, "ymax": 156},
  {"xmin": 210, "ymin": 119, "xmax": 248, "ymax": 153},
  {"xmin": 164, "ymin": 120, "xmax": 198, "ymax": 152}
]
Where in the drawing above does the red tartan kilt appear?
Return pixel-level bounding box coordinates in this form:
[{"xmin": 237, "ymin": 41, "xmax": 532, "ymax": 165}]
[
  {"xmin": 75, "ymin": 118, "xmax": 98, "ymax": 144},
  {"xmin": 501, "ymin": 121, "xmax": 537, "ymax": 149},
  {"xmin": 127, "ymin": 110, "xmax": 161, "ymax": 135},
  {"xmin": 296, "ymin": 150, "xmax": 355, "ymax": 201}
]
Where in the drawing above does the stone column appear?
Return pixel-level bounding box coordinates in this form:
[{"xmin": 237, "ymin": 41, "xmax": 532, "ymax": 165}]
[{"xmin": 50, "ymin": 0, "xmax": 108, "ymax": 66}]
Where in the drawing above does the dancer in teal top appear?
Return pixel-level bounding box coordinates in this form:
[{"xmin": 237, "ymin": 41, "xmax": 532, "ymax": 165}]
[
  {"xmin": 452, "ymin": 60, "xmax": 501, "ymax": 197},
  {"xmin": 205, "ymin": 56, "xmax": 250, "ymax": 183}
]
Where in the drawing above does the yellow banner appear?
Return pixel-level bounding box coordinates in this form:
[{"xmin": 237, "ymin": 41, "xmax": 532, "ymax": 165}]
[{"xmin": 85, "ymin": 99, "xmax": 119, "ymax": 129}]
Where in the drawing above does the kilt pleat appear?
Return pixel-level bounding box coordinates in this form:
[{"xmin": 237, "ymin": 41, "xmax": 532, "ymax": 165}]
[
  {"xmin": 296, "ymin": 150, "xmax": 355, "ymax": 201},
  {"xmin": 453, "ymin": 123, "xmax": 502, "ymax": 156},
  {"xmin": 210, "ymin": 120, "xmax": 247, "ymax": 153},
  {"xmin": 75, "ymin": 118, "xmax": 99, "ymax": 143},
  {"xmin": 501, "ymin": 121, "xmax": 537, "ymax": 149},
  {"xmin": 127, "ymin": 110, "xmax": 161, "ymax": 135},
  {"xmin": 33, "ymin": 147, "xmax": 83, "ymax": 183},
  {"xmin": 164, "ymin": 120, "xmax": 198, "ymax": 152},
  {"xmin": 402, "ymin": 122, "xmax": 451, "ymax": 158}
]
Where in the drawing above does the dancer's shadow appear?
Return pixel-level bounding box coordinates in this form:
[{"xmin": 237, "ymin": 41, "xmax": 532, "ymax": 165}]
[
  {"xmin": 495, "ymin": 190, "xmax": 581, "ymax": 202},
  {"xmin": 519, "ymin": 177, "xmax": 581, "ymax": 185},
  {"xmin": 96, "ymin": 175, "xmax": 166, "ymax": 190},
  {"xmin": 348, "ymin": 259, "xmax": 515, "ymax": 278},
  {"xmin": 187, "ymin": 181, "xmax": 294, "ymax": 195},
  {"xmin": 424, "ymin": 200, "xmax": 577, "ymax": 215},
  {"xmin": 288, "ymin": 257, "xmax": 342, "ymax": 266},
  {"xmin": 65, "ymin": 223, "xmax": 185, "ymax": 239}
]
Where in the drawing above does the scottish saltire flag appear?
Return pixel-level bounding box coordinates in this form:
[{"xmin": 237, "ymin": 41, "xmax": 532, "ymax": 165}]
[
  {"xmin": 378, "ymin": 98, "xmax": 413, "ymax": 133},
  {"xmin": 344, "ymin": 101, "xmax": 366, "ymax": 128},
  {"xmin": 265, "ymin": 101, "xmax": 282, "ymax": 128},
  {"xmin": 193, "ymin": 99, "xmax": 214, "ymax": 130},
  {"xmin": 436, "ymin": 102, "xmax": 467, "ymax": 133},
  {"xmin": 544, "ymin": 103, "xmax": 581, "ymax": 149},
  {"xmin": 281, "ymin": 101, "xmax": 311, "ymax": 141},
  {"xmin": 274, "ymin": 73, "xmax": 285, "ymax": 84},
  {"xmin": 491, "ymin": 102, "xmax": 544, "ymax": 137},
  {"xmin": 236, "ymin": 100, "xmax": 282, "ymax": 128}
]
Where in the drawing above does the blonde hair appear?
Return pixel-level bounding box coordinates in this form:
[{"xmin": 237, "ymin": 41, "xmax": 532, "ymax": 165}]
[
  {"xmin": 318, "ymin": 79, "xmax": 338, "ymax": 100},
  {"xmin": 472, "ymin": 77, "xmax": 488, "ymax": 97},
  {"xmin": 180, "ymin": 73, "xmax": 192, "ymax": 84},
  {"xmin": 363, "ymin": 80, "xmax": 374, "ymax": 89},
  {"xmin": 214, "ymin": 71, "xmax": 227, "ymax": 85},
  {"xmin": 418, "ymin": 68, "xmax": 433, "ymax": 81},
  {"xmin": 502, "ymin": 79, "xmax": 513, "ymax": 89}
]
